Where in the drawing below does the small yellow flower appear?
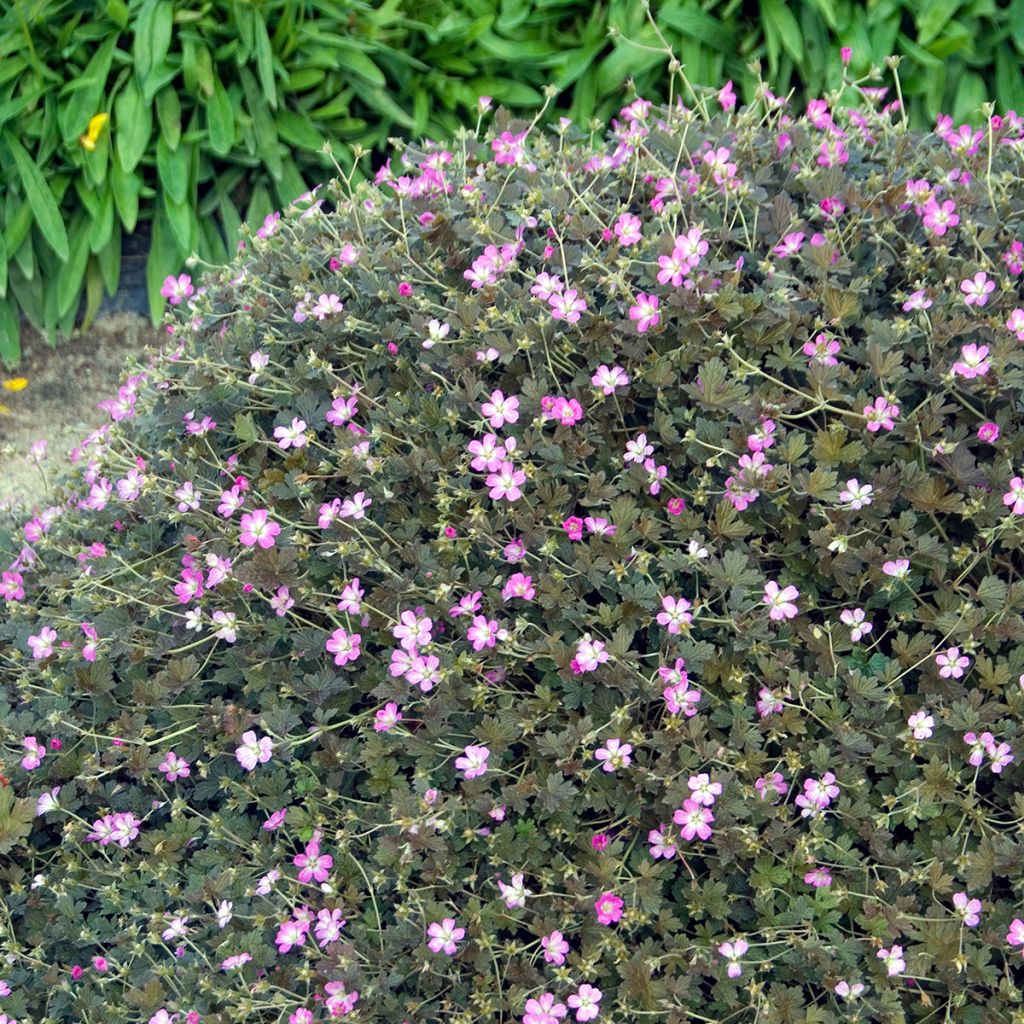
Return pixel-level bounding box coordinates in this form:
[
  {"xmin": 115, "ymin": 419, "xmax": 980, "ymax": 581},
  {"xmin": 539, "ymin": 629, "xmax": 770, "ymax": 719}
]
[
  {"xmin": 2, "ymin": 377, "xmax": 28, "ymax": 392},
  {"xmin": 79, "ymin": 113, "xmax": 109, "ymax": 151}
]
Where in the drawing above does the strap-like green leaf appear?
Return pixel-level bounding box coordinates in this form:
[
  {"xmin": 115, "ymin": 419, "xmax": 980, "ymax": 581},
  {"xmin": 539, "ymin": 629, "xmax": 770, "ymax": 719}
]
[{"xmin": 4, "ymin": 132, "xmax": 69, "ymax": 262}]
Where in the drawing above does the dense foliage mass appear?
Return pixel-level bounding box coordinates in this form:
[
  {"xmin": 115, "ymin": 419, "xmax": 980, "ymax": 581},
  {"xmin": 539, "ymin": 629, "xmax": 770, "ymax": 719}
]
[
  {"xmin": 3, "ymin": 0, "xmax": 1023, "ymax": 363},
  {"xmin": 2, "ymin": 59, "xmax": 1024, "ymax": 1024}
]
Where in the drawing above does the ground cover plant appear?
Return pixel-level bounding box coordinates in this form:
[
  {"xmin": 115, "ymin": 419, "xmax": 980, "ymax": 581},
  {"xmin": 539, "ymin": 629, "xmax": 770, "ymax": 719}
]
[
  {"xmin": 2, "ymin": 35, "xmax": 1024, "ymax": 1024},
  {"xmin": 3, "ymin": 0, "xmax": 1023, "ymax": 367}
]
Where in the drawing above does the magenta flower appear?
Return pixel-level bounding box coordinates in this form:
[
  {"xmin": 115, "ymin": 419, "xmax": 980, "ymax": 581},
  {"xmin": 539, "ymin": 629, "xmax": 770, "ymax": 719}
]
[
  {"xmin": 325, "ymin": 627, "xmax": 362, "ymax": 667},
  {"xmin": 275, "ymin": 918, "xmax": 309, "ymax": 955},
  {"xmin": 563, "ymin": 516, "xmax": 585, "ymax": 541},
  {"xmin": 656, "ymin": 594, "xmax": 693, "ymax": 633},
  {"xmin": 593, "ymin": 891, "xmax": 624, "ymax": 925},
  {"xmin": 922, "ymin": 198, "xmax": 959, "ymax": 235},
  {"xmin": 235, "ymin": 730, "xmax": 273, "ymax": 771},
  {"xmin": 541, "ymin": 930, "xmax": 570, "ymax": 965},
  {"xmin": 804, "ymin": 865, "xmax": 833, "ymax": 888},
  {"xmin": 803, "ymin": 333, "xmax": 841, "ymax": 366},
  {"xmin": 374, "ymin": 702, "xmax": 403, "ymax": 732},
  {"xmin": 161, "ymin": 273, "xmax": 194, "ymax": 305},
  {"xmin": 673, "ymin": 798, "xmax": 714, "ymax": 841},
  {"xmin": 238, "ymin": 509, "xmax": 280, "ymax": 548},
  {"xmin": 293, "ymin": 842, "xmax": 333, "ymax": 884},
  {"xmin": 20, "ymin": 735, "xmax": 46, "ymax": 770},
  {"xmin": 27, "ymin": 627, "xmax": 57, "ymax": 660},
  {"xmin": 425, "ymin": 917, "xmax": 466, "ymax": 954},
  {"xmin": 773, "ymin": 231, "xmax": 804, "ymax": 258},
  {"xmin": 393, "ymin": 609, "xmax": 433, "ymax": 651},
  {"xmin": 594, "ymin": 738, "xmax": 632, "ymax": 772},
  {"xmin": 863, "ymin": 396, "xmax": 899, "ymax": 432},
  {"xmin": 523, "ymin": 993, "xmax": 568, "ymax": 1024},
  {"xmin": 263, "ymin": 808, "xmax": 288, "ymax": 831},
  {"xmin": 549, "ymin": 288, "xmax": 587, "ymax": 323},
  {"xmin": 158, "ymin": 751, "xmax": 191, "ymax": 782},
  {"xmin": 763, "ymin": 580, "xmax": 799, "ymax": 621},
  {"xmin": 480, "ymin": 389, "xmax": 520, "ymax": 429},
  {"xmin": 718, "ymin": 80, "xmax": 736, "ymax": 110},
  {"xmin": 629, "ymin": 292, "xmax": 660, "ymax": 333},
  {"xmin": 614, "ymin": 212, "xmax": 642, "ymax": 246},
  {"xmin": 486, "ymin": 460, "xmax": 527, "ymax": 502},
  {"xmin": 455, "ymin": 744, "xmax": 490, "ymax": 780},
  {"xmin": 977, "ymin": 421, "xmax": 1000, "ymax": 443}
]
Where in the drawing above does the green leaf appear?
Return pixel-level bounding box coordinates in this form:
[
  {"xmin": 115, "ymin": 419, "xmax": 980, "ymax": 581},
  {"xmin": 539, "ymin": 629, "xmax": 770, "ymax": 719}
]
[
  {"xmin": 134, "ymin": 0, "xmax": 174, "ymax": 87},
  {"xmin": 0, "ymin": 228, "xmax": 5, "ymax": 298},
  {"xmin": 240, "ymin": 67, "xmax": 282, "ymax": 179},
  {"xmin": 916, "ymin": 0, "xmax": 963, "ymax": 46},
  {"xmin": 89, "ymin": 186, "xmax": 115, "ymax": 254},
  {"xmin": 82, "ymin": 255, "xmax": 105, "ymax": 330},
  {"xmin": 114, "ymin": 79, "xmax": 151, "ymax": 174},
  {"xmin": 156, "ymin": 87, "xmax": 182, "ymax": 150},
  {"xmin": 274, "ymin": 108, "xmax": 323, "ymax": 150},
  {"xmin": 98, "ymin": 223, "xmax": 121, "ymax": 296},
  {"xmin": 4, "ymin": 132, "xmax": 69, "ymax": 262},
  {"xmin": 164, "ymin": 192, "xmax": 194, "ymax": 256},
  {"xmin": 0, "ymin": 784, "xmax": 35, "ymax": 856},
  {"xmin": 110, "ymin": 150, "xmax": 140, "ymax": 231},
  {"xmin": 253, "ymin": 10, "xmax": 278, "ymax": 109},
  {"xmin": 157, "ymin": 135, "xmax": 189, "ymax": 206},
  {"xmin": 333, "ymin": 46, "xmax": 387, "ymax": 87},
  {"xmin": 0, "ymin": 295, "xmax": 19, "ymax": 365},
  {"xmin": 206, "ymin": 78, "xmax": 235, "ymax": 156},
  {"xmin": 146, "ymin": 207, "xmax": 180, "ymax": 324},
  {"xmin": 57, "ymin": 214, "xmax": 92, "ymax": 318},
  {"xmin": 762, "ymin": 0, "xmax": 803, "ymax": 64},
  {"xmin": 659, "ymin": 3, "xmax": 737, "ymax": 52},
  {"xmin": 59, "ymin": 34, "xmax": 118, "ymax": 146}
]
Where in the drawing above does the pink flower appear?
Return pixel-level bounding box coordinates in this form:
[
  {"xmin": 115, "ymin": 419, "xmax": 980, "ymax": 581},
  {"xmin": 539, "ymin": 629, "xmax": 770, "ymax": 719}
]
[
  {"xmin": 393, "ymin": 609, "xmax": 433, "ymax": 651},
  {"xmin": 902, "ymin": 289, "xmax": 932, "ymax": 312},
  {"xmin": 273, "ymin": 417, "xmax": 308, "ymax": 449},
  {"xmin": 882, "ymin": 558, "xmax": 910, "ymax": 578},
  {"xmin": 863, "ymin": 395, "xmax": 899, "ymax": 432},
  {"xmin": 803, "ymin": 333, "xmax": 841, "ymax": 366},
  {"xmin": 549, "ymin": 288, "xmax": 587, "ymax": 323},
  {"xmin": 1007, "ymin": 918, "xmax": 1024, "ymax": 953},
  {"xmin": 27, "ymin": 628, "xmax": 57, "ymax": 660},
  {"xmin": 718, "ymin": 80, "xmax": 736, "ymax": 111},
  {"xmin": 907, "ymin": 710, "xmax": 934, "ymax": 739},
  {"xmin": 673, "ymin": 798, "xmax": 714, "ymax": 841},
  {"xmin": 953, "ymin": 892, "xmax": 982, "ymax": 927},
  {"xmin": 1006, "ymin": 308, "xmax": 1024, "ymax": 341},
  {"xmin": 1004, "ymin": 476, "xmax": 1024, "ymax": 514},
  {"xmin": 952, "ymin": 343, "xmax": 990, "ymax": 378},
  {"xmin": 275, "ymin": 918, "xmax": 309, "ymax": 955},
  {"xmin": 523, "ymin": 993, "xmax": 568, "ymax": 1024},
  {"xmin": 666, "ymin": 497, "xmax": 685, "ymax": 515},
  {"xmin": 648, "ymin": 825, "xmax": 677, "ymax": 859},
  {"xmin": 593, "ymin": 891, "xmax": 624, "ymax": 925},
  {"xmin": 763, "ymin": 580, "xmax": 799, "ymax": 621},
  {"xmin": 486, "ymin": 461, "xmax": 527, "ymax": 502},
  {"xmin": 935, "ymin": 646, "xmax": 970, "ymax": 679},
  {"xmin": 563, "ymin": 516, "xmax": 585, "ymax": 541},
  {"xmin": 466, "ymin": 614, "xmax": 506, "ymax": 651},
  {"xmin": 326, "ymin": 627, "xmax": 361, "ymax": 666},
  {"xmin": 804, "ymin": 865, "xmax": 833, "ymax": 888},
  {"xmin": 238, "ymin": 509, "xmax": 280, "ymax": 548},
  {"xmin": 614, "ymin": 212, "xmax": 642, "ymax": 246},
  {"xmin": 773, "ymin": 232, "xmax": 804, "ymax": 258},
  {"xmin": 158, "ymin": 751, "xmax": 191, "ymax": 782},
  {"xmin": 427, "ymin": 918, "xmax": 465, "ymax": 955},
  {"xmin": 312, "ymin": 293, "xmax": 344, "ymax": 319},
  {"xmin": 840, "ymin": 46, "xmax": 852, "ymax": 64},
  {"xmin": 398, "ymin": 281, "xmax": 412, "ymax": 296},
  {"xmin": 978, "ymin": 422, "xmax": 1000, "ymax": 443},
  {"xmin": 263, "ymin": 808, "xmax": 288, "ymax": 831},
  {"xmin": 541, "ymin": 930, "xmax": 570, "ymax": 965},
  {"xmin": 480, "ymin": 390, "xmax": 520, "ymax": 430},
  {"xmin": 687, "ymin": 773, "xmax": 722, "ymax": 806},
  {"xmin": 591, "ymin": 364, "xmax": 629, "ymax": 395},
  {"xmin": 374, "ymin": 702, "xmax": 403, "ymax": 732},
  {"xmin": 656, "ymin": 594, "xmax": 693, "ymax": 633},
  {"xmin": 455, "ymin": 744, "xmax": 490, "ymax": 780},
  {"xmin": 235, "ymin": 731, "xmax": 273, "ymax": 771},
  {"xmin": 497, "ymin": 872, "xmax": 532, "ymax": 908},
  {"xmin": 718, "ymin": 937, "xmax": 749, "ymax": 977},
  {"xmin": 877, "ymin": 945, "xmax": 905, "ymax": 976},
  {"xmin": 566, "ymin": 984, "xmax": 602, "ymax": 1022},
  {"xmin": 293, "ymin": 841, "xmax": 333, "ymax": 884},
  {"xmin": 502, "ymin": 572, "xmax": 535, "ymax": 601},
  {"xmin": 629, "ymin": 292, "xmax": 660, "ymax": 333},
  {"xmin": 755, "ymin": 772, "xmax": 786, "ymax": 803},
  {"xmin": 594, "ymin": 738, "xmax": 633, "ymax": 772},
  {"xmin": 161, "ymin": 273, "xmax": 194, "ymax": 305},
  {"xmin": 21, "ymin": 735, "xmax": 46, "ymax": 770},
  {"xmin": 922, "ymin": 198, "xmax": 959, "ymax": 235}
]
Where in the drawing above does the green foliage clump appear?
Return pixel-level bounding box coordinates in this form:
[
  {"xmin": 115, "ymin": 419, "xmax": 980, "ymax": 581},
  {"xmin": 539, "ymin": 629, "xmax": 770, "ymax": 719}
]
[
  {"xmin": 2, "ymin": 58, "xmax": 1024, "ymax": 1024},
  {"xmin": 4, "ymin": 0, "xmax": 1024, "ymax": 367}
]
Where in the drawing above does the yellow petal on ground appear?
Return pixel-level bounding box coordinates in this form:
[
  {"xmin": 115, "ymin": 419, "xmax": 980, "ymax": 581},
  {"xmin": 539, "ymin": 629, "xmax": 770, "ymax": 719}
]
[
  {"xmin": 0, "ymin": 402, "xmax": 9, "ymax": 414},
  {"xmin": 1, "ymin": 378, "xmax": 27, "ymax": 392}
]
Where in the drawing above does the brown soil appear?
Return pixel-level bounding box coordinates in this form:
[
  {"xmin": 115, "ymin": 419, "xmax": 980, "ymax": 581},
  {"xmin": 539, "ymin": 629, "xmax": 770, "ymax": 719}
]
[{"xmin": 0, "ymin": 315, "xmax": 162, "ymax": 515}]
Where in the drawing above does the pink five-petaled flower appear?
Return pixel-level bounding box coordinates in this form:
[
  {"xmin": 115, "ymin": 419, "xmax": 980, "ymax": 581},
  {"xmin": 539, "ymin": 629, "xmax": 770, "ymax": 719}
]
[
  {"xmin": 804, "ymin": 865, "xmax": 833, "ymax": 888},
  {"xmin": 393, "ymin": 609, "xmax": 433, "ymax": 651},
  {"xmin": 594, "ymin": 738, "xmax": 632, "ymax": 773},
  {"xmin": 275, "ymin": 917, "xmax": 309, "ymax": 955},
  {"xmin": 548, "ymin": 288, "xmax": 587, "ymax": 323},
  {"xmin": 935, "ymin": 646, "xmax": 970, "ymax": 679},
  {"xmin": 763, "ymin": 580, "xmax": 799, "ymax": 621},
  {"xmin": 687, "ymin": 773, "xmax": 722, "ymax": 806},
  {"xmin": 877, "ymin": 945, "xmax": 905, "ymax": 976},
  {"xmin": 293, "ymin": 841, "xmax": 333, "ymax": 884},
  {"xmin": 523, "ymin": 993, "xmax": 568, "ymax": 1024},
  {"xmin": 960, "ymin": 271, "xmax": 995, "ymax": 307},
  {"xmin": 161, "ymin": 273, "xmax": 194, "ymax": 305},
  {"xmin": 614, "ymin": 212, "xmax": 642, "ymax": 246},
  {"xmin": 566, "ymin": 983, "xmax": 603, "ymax": 1022},
  {"xmin": 497, "ymin": 872, "xmax": 532, "ymax": 908},
  {"xmin": 978, "ymin": 422, "xmax": 1000, "ymax": 444},
  {"xmin": 481, "ymin": 390, "xmax": 520, "ymax": 430},
  {"xmin": 907, "ymin": 710, "xmax": 934, "ymax": 739},
  {"xmin": 863, "ymin": 396, "xmax": 899, "ymax": 432},
  {"xmin": 648, "ymin": 825, "xmax": 677, "ymax": 859},
  {"xmin": 718, "ymin": 937, "xmax": 749, "ymax": 977},
  {"xmin": 27, "ymin": 628, "xmax": 57, "ymax": 660},
  {"xmin": 312, "ymin": 293, "xmax": 344, "ymax": 319},
  {"xmin": 235, "ymin": 730, "xmax": 273, "ymax": 771},
  {"xmin": 591, "ymin": 364, "xmax": 629, "ymax": 395},
  {"xmin": 455, "ymin": 744, "xmax": 490, "ymax": 780},
  {"xmin": 839, "ymin": 478, "xmax": 873, "ymax": 509},
  {"xmin": 541, "ymin": 930, "xmax": 570, "ymax": 965},
  {"xmin": 239, "ymin": 509, "xmax": 280, "ymax": 548},
  {"xmin": 840, "ymin": 607, "xmax": 872, "ymax": 642},
  {"xmin": 158, "ymin": 751, "xmax": 191, "ymax": 782},
  {"xmin": 326, "ymin": 627, "xmax": 362, "ymax": 666},
  {"xmin": 593, "ymin": 891, "xmax": 624, "ymax": 925},
  {"xmin": 274, "ymin": 417, "xmax": 308, "ymax": 449},
  {"xmin": 803, "ymin": 333, "xmax": 841, "ymax": 366},
  {"xmin": 629, "ymin": 292, "xmax": 660, "ymax": 333},
  {"xmin": 922, "ymin": 197, "xmax": 959, "ymax": 235},
  {"xmin": 427, "ymin": 918, "xmax": 465, "ymax": 956},
  {"xmin": 1007, "ymin": 919, "xmax": 1024, "ymax": 955},
  {"xmin": 21, "ymin": 735, "xmax": 46, "ymax": 770},
  {"xmin": 1006, "ymin": 308, "xmax": 1024, "ymax": 341},
  {"xmin": 902, "ymin": 289, "xmax": 932, "ymax": 311},
  {"xmin": 656, "ymin": 594, "xmax": 693, "ymax": 634},
  {"xmin": 486, "ymin": 460, "xmax": 527, "ymax": 502},
  {"xmin": 1004, "ymin": 476, "xmax": 1024, "ymax": 514},
  {"xmin": 374, "ymin": 702, "xmax": 402, "ymax": 732},
  {"xmin": 674, "ymin": 798, "xmax": 714, "ymax": 841},
  {"xmin": 952, "ymin": 343, "xmax": 990, "ymax": 379},
  {"xmin": 953, "ymin": 892, "xmax": 982, "ymax": 927}
]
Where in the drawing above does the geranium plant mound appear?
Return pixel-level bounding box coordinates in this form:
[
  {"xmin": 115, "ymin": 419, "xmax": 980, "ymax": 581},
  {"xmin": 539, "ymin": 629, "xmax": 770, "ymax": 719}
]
[{"xmin": 2, "ymin": 59, "xmax": 1024, "ymax": 1024}]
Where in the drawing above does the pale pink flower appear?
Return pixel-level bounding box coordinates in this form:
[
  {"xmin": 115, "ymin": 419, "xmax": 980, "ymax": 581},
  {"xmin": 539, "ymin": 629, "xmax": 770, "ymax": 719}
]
[
  {"xmin": 935, "ymin": 646, "xmax": 970, "ymax": 679},
  {"xmin": 907, "ymin": 710, "xmax": 934, "ymax": 739},
  {"xmin": 902, "ymin": 290, "xmax": 932, "ymax": 312},
  {"xmin": 549, "ymin": 288, "xmax": 587, "ymax": 323},
  {"xmin": 161, "ymin": 273, "xmax": 194, "ymax": 305},
  {"xmin": 840, "ymin": 607, "xmax": 872, "ymax": 642},
  {"xmin": 614, "ymin": 212, "xmax": 642, "ymax": 246},
  {"xmin": 863, "ymin": 396, "xmax": 899, "ymax": 432},
  {"xmin": 487, "ymin": 461, "xmax": 526, "ymax": 502},
  {"xmin": 1006, "ymin": 308, "xmax": 1024, "ymax": 341},
  {"xmin": 953, "ymin": 892, "xmax": 982, "ymax": 927},
  {"xmin": 541, "ymin": 930, "xmax": 570, "ymax": 965},
  {"xmin": 455, "ymin": 744, "xmax": 491, "ymax": 780},
  {"xmin": 566, "ymin": 983, "xmax": 602, "ymax": 1022},
  {"xmin": 523, "ymin": 993, "xmax": 567, "ymax": 1024},
  {"xmin": 480, "ymin": 390, "xmax": 520, "ymax": 430},
  {"xmin": 718, "ymin": 937, "xmax": 748, "ymax": 977},
  {"xmin": 1004, "ymin": 476, "xmax": 1024, "ymax": 514},
  {"xmin": 952, "ymin": 343, "xmax": 990, "ymax": 378},
  {"xmin": 656, "ymin": 594, "xmax": 693, "ymax": 633},
  {"xmin": 648, "ymin": 825, "xmax": 677, "ymax": 859},
  {"xmin": 763, "ymin": 580, "xmax": 799, "ymax": 621},
  {"xmin": 312, "ymin": 293, "xmax": 344, "ymax": 319},
  {"xmin": 877, "ymin": 945, "xmax": 905, "ymax": 976},
  {"xmin": 158, "ymin": 751, "xmax": 191, "ymax": 782},
  {"xmin": 274, "ymin": 417, "xmax": 308, "ymax": 449},
  {"xmin": 591, "ymin": 364, "xmax": 629, "ymax": 395},
  {"xmin": 922, "ymin": 198, "xmax": 959, "ymax": 235},
  {"xmin": 803, "ymin": 333, "xmax": 841, "ymax": 366},
  {"xmin": 326, "ymin": 627, "xmax": 362, "ymax": 666},
  {"xmin": 838, "ymin": 478, "xmax": 872, "ymax": 509},
  {"xmin": 235, "ymin": 731, "xmax": 273, "ymax": 771},
  {"xmin": 673, "ymin": 799, "xmax": 714, "ymax": 840},
  {"xmin": 497, "ymin": 872, "xmax": 532, "ymax": 908},
  {"xmin": 594, "ymin": 738, "xmax": 633, "ymax": 772},
  {"xmin": 629, "ymin": 292, "xmax": 660, "ymax": 333}
]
